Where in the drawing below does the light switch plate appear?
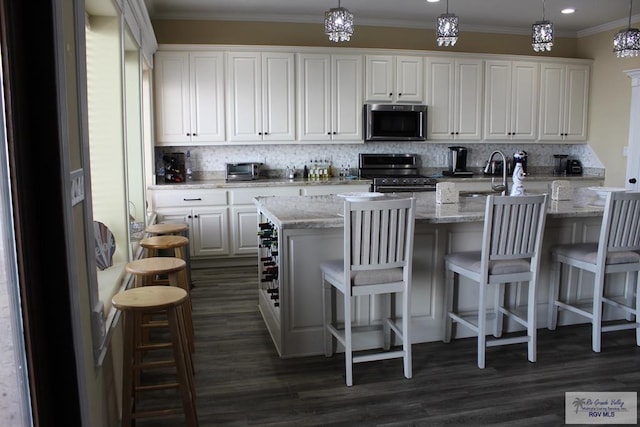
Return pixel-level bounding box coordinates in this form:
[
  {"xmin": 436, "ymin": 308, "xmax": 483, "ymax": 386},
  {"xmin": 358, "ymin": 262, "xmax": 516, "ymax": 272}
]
[{"xmin": 70, "ymin": 169, "xmax": 84, "ymax": 206}]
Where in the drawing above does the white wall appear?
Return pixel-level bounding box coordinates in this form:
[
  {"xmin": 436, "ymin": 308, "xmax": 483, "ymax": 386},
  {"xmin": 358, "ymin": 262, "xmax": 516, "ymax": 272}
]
[{"xmin": 578, "ymin": 29, "xmax": 640, "ymax": 186}]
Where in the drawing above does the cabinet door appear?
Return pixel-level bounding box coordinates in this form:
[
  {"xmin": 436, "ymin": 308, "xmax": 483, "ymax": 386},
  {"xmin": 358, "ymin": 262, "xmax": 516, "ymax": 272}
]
[
  {"xmin": 538, "ymin": 63, "xmax": 564, "ymax": 140},
  {"xmin": 154, "ymin": 52, "xmax": 190, "ymax": 144},
  {"xmin": 261, "ymin": 52, "xmax": 295, "ymax": 142},
  {"xmin": 190, "ymin": 52, "xmax": 225, "ymax": 142},
  {"xmin": 395, "ymin": 56, "xmax": 423, "ymax": 103},
  {"xmin": 509, "ymin": 61, "xmax": 538, "ymax": 140},
  {"xmin": 484, "ymin": 60, "xmax": 537, "ymax": 141},
  {"xmin": 426, "ymin": 57, "xmax": 454, "ymax": 140},
  {"xmin": 563, "ymin": 65, "xmax": 589, "ymax": 141},
  {"xmin": 155, "ymin": 209, "xmax": 193, "ymax": 256},
  {"xmin": 192, "ymin": 207, "xmax": 230, "ymax": 257},
  {"xmin": 539, "ymin": 63, "xmax": 589, "ymax": 141},
  {"xmin": 230, "ymin": 206, "xmax": 259, "ymax": 255},
  {"xmin": 484, "ymin": 60, "xmax": 511, "ymax": 140},
  {"xmin": 227, "ymin": 52, "xmax": 262, "ymax": 142},
  {"xmin": 297, "ymin": 54, "xmax": 332, "ymax": 141},
  {"xmin": 332, "ymin": 55, "xmax": 363, "ymax": 141},
  {"xmin": 364, "ymin": 55, "xmax": 393, "ymax": 102},
  {"xmin": 427, "ymin": 57, "xmax": 482, "ymax": 141},
  {"xmin": 454, "ymin": 59, "xmax": 483, "ymax": 140}
]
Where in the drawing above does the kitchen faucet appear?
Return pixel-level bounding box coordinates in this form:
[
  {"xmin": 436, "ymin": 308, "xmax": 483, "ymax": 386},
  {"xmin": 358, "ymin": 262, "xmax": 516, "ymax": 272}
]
[{"xmin": 484, "ymin": 150, "xmax": 508, "ymax": 195}]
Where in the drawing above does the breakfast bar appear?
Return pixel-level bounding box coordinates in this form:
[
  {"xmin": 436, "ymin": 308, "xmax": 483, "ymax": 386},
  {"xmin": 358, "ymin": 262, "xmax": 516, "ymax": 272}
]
[{"xmin": 254, "ymin": 189, "xmax": 624, "ymax": 358}]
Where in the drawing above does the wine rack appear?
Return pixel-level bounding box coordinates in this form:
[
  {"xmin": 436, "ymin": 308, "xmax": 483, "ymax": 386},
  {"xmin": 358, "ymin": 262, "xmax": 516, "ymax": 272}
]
[{"xmin": 258, "ymin": 221, "xmax": 279, "ymax": 307}]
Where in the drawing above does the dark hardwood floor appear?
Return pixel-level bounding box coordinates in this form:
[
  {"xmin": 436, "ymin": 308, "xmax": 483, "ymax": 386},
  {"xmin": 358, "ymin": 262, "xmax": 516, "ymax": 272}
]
[{"xmin": 137, "ymin": 265, "xmax": 640, "ymax": 426}]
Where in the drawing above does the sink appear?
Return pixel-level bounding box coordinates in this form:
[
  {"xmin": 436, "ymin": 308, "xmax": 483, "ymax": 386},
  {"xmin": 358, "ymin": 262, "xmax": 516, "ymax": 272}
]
[{"xmin": 459, "ymin": 191, "xmax": 501, "ymax": 198}]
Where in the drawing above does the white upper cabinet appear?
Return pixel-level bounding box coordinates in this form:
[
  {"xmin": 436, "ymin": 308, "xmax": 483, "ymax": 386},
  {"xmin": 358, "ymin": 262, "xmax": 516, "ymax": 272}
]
[
  {"xmin": 484, "ymin": 60, "xmax": 538, "ymax": 141},
  {"xmin": 226, "ymin": 52, "xmax": 295, "ymax": 142},
  {"xmin": 154, "ymin": 51, "xmax": 225, "ymax": 145},
  {"xmin": 426, "ymin": 57, "xmax": 483, "ymax": 140},
  {"xmin": 365, "ymin": 55, "xmax": 424, "ymax": 103},
  {"xmin": 297, "ymin": 53, "xmax": 363, "ymax": 142},
  {"xmin": 538, "ymin": 63, "xmax": 590, "ymax": 141}
]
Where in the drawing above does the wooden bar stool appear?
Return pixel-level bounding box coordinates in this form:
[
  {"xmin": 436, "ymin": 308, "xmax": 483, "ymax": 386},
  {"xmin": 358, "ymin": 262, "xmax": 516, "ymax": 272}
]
[
  {"xmin": 140, "ymin": 235, "xmax": 192, "ymax": 290},
  {"xmin": 112, "ymin": 286, "xmax": 198, "ymax": 427},
  {"xmin": 146, "ymin": 222, "xmax": 188, "ymax": 236},
  {"xmin": 126, "ymin": 257, "xmax": 194, "ymax": 353}
]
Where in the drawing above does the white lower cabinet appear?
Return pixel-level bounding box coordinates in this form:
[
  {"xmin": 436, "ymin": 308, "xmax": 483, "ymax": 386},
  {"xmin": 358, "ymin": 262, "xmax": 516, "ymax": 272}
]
[
  {"xmin": 228, "ymin": 187, "xmax": 299, "ymax": 256},
  {"xmin": 151, "ymin": 188, "xmax": 230, "ymax": 258},
  {"xmin": 155, "ymin": 207, "xmax": 230, "ymax": 257}
]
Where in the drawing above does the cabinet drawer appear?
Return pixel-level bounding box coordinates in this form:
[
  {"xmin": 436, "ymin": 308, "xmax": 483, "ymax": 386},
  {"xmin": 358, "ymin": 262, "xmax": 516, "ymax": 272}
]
[
  {"xmin": 229, "ymin": 187, "xmax": 299, "ymax": 205},
  {"xmin": 153, "ymin": 189, "xmax": 228, "ymax": 208}
]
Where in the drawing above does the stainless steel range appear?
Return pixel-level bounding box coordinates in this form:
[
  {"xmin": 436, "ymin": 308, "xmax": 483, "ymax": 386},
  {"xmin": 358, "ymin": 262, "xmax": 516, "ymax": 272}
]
[{"xmin": 359, "ymin": 153, "xmax": 437, "ymax": 193}]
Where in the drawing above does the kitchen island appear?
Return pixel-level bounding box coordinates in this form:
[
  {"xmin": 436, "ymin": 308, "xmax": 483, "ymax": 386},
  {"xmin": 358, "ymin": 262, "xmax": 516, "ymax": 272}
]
[{"xmin": 254, "ymin": 188, "xmax": 628, "ymax": 358}]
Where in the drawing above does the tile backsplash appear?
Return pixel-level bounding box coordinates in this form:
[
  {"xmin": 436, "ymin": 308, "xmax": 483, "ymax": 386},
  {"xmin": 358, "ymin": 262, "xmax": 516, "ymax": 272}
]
[{"xmin": 155, "ymin": 142, "xmax": 603, "ymax": 179}]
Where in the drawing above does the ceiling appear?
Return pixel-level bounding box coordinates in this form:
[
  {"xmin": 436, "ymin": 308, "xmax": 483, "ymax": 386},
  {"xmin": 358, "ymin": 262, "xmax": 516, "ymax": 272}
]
[{"xmin": 144, "ymin": 0, "xmax": 640, "ymax": 38}]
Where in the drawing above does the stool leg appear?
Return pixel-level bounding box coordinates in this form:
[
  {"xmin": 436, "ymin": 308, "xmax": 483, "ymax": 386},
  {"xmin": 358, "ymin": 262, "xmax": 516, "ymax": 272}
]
[
  {"xmin": 169, "ymin": 271, "xmax": 195, "ymax": 353},
  {"xmin": 177, "ymin": 304, "xmax": 196, "ymax": 396},
  {"xmin": 121, "ymin": 311, "xmax": 135, "ymax": 427},
  {"xmin": 167, "ymin": 306, "xmax": 198, "ymax": 426}
]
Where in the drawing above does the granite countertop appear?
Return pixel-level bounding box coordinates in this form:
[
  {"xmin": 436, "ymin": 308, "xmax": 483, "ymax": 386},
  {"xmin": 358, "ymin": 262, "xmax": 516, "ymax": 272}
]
[
  {"xmin": 149, "ymin": 173, "xmax": 603, "ymax": 190},
  {"xmin": 148, "ymin": 177, "xmax": 372, "ymax": 190},
  {"xmin": 255, "ymin": 188, "xmax": 605, "ymax": 229}
]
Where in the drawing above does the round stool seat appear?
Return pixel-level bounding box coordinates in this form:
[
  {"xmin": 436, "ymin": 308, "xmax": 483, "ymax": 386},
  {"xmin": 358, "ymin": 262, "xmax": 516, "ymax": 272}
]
[
  {"xmin": 146, "ymin": 222, "xmax": 188, "ymax": 235},
  {"xmin": 126, "ymin": 257, "xmax": 186, "ymax": 277},
  {"xmin": 112, "ymin": 285, "xmax": 187, "ymax": 311},
  {"xmin": 140, "ymin": 235, "xmax": 189, "ymax": 251}
]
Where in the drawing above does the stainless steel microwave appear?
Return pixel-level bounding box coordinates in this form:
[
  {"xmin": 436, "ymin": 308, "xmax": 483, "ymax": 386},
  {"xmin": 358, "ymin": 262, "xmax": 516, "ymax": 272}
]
[{"xmin": 364, "ymin": 104, "xmax": 428, "ymax": 142}]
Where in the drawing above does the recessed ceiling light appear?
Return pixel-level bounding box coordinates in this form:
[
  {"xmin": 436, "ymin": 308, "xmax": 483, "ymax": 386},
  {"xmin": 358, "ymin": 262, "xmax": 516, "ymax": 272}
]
[
  {"xmin": 427, "ymin": 0, "xmax": 440, "ymax": 3},
  {"xmin": 561, "ymin": 8, "xmax": 576, "ymax": 14}
]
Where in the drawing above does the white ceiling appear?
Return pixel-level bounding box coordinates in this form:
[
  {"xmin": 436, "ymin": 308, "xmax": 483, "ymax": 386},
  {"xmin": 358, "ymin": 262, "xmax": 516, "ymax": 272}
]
[{"xmin": 144, "ymin": 0, "xmax": 640, "ymax": 37}]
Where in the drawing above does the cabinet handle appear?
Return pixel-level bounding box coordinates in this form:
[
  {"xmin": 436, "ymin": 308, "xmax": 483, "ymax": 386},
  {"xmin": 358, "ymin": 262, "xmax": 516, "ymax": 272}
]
[
  {"xmin": 194, "ymin": 215, "xmax": 198, "ymax": 218},
  {"xmin": 264, "ymin": 132, "xmax": 269, "ymax": 135},
  {"xmin": 333, "ymin": 131, "xmax": 337, "ymax": 135},
  {"xmin": 258, "ymin": 132, "xmax": 263, "ymax": 135},
  {"xmin": 186, "ymin": 133, "xmax": 191, "ymax": 136},
  {"xmin": 398, "ymin": 93, "xmax": 402, "ymax": 97},
  {"xmin": 183, "ymin": 198, "xmax": 202, "ymax": 201},
  {"xmin": 389, "ymin": 93, "xmax": 393, "ymax": 96},
  {"xmin": 188, "ymin": 215, "xmax": 192, "ymax": 219},
  {"xmin": 327, "ymin": 132, "xmax": 331, "ymax": 135},
  {"xmin": 630, "ymin": 178, "xmax": 637, "ymax": 184},
  {"xmin": 192, "ymin": 133, "xmax": 197, "ymax": 136}
]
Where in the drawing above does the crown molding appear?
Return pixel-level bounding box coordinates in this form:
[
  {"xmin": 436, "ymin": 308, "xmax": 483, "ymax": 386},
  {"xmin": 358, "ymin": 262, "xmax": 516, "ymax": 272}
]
[{"xmin": 578, "ymin": 13, "xmax": 640, "ymax": 38}]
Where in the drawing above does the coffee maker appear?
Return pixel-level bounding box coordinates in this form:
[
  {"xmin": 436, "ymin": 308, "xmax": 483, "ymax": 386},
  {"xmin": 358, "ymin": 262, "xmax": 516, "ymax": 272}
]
[{"xmin": 443, "ymin": 146, "xmax": 473, "ymax": 177}]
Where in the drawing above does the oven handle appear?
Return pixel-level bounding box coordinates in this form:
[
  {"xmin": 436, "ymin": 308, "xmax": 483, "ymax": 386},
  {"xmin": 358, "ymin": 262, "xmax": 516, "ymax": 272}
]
[{"xmin": 375, "ymin": 186, "xmax": 436, "ymax": 193}]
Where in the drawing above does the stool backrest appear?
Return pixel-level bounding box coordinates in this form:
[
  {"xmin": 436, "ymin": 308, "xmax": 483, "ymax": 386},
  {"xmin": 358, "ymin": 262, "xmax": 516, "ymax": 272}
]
[
  {"xmin": 600, "ymin": 191, "xmax": 640, "ymax": 255},
  {"xmin": 344, "ymin": 197, "xmax": 416, "ymax": 277},
  {"xmin": 482, "ymin": 194, "xmax": 548, "ymax": 266}
]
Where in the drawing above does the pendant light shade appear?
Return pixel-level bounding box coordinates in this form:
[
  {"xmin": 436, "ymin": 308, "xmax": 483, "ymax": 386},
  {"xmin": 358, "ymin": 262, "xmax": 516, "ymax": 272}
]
[
  {"xmin": 532, "ymin": 0, "xmax": 554, "ymax": 52},
  {"xmin": 613, "ymin": 0, "xmax": 640, "ymax": 57},
  {"xmin": 437, "ymin": 0, "xmax": 459, "ymax": 47},
  {"xmin": 324, "ymin": 0, "xmax": 354, "ymax": 43}
]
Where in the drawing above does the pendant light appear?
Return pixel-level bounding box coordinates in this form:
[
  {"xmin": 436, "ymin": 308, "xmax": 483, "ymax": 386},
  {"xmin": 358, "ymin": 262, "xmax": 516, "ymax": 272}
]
[
  {"xmin": 324, "ymin": 0, "xmax": 354, "ymax": 43},
  {"xmin": 613, "ymin": 0, "xmax": 640, "ymax": 58},
  {"xmin": 436, "ymin": 0, "xmax": 459, "ymax": 47},
  {"xmin": 532, "ymin": 0, "xmax": 554, "ymax": 52}
]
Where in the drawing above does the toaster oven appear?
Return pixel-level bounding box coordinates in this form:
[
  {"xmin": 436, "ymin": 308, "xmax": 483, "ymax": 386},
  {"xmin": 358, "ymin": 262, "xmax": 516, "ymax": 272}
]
[{"xmin": 225, "ymin": 162, "xmax": 263, "ymax": 181}]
